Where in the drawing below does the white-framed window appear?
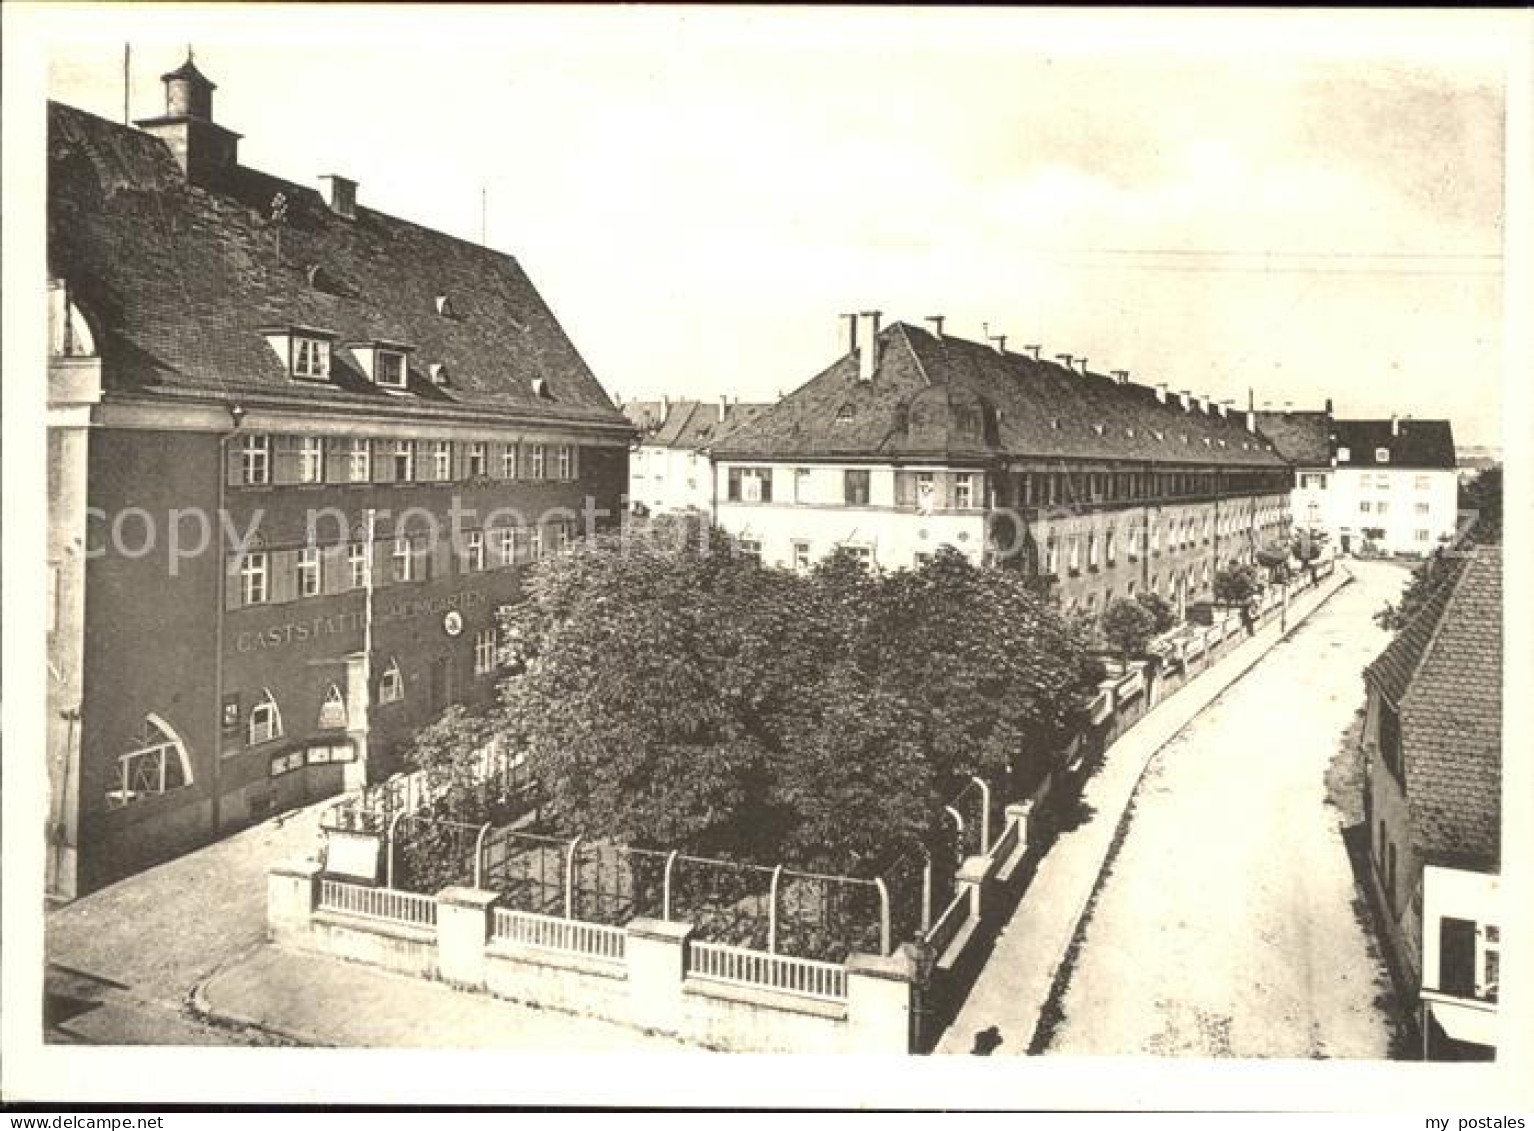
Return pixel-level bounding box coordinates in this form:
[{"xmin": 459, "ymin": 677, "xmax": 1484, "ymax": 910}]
[
  {"xmin": 846, "ymin": 545, "xmax": 873, "ymax": 570},
  {"xmin": 292, "ymin": 336, "xmax": 331, "ymax": 379},
  {"xmin": 953, "ymin": 473, "xmax": 974, "ymax": 510},
  {"xmin": 464, "ymin": 529, "xmax": 485, "ymax": 572},
  {"xmin": 1415, "ymin": 528, "xmax": 1430, "ymax": 543},
  {"xmin": 1045, "ymin": 536, "xmax": 1059, "ymax": 576},
  {"xmin": 1377, "ymin": 501, "xmax": 1389, "ymax": 515},
  {"xmin": 297, "ymin": 545, "xmax": 321, "ymax": 597},
  {"xmin": 730, "ymin": 467, "xmax": 774, "ymax": 503},
  {"xmin": 392, "ymin": 535, "xmax": 415, "ymax": 583},
  {"xmin": 1415, "ymin": 502, "xmax": 1430, "ymax": 515},
  {"xmin": 392, "ymin": 440, "xmax": 415, "ymax": 481},
  {"xmin": 1375, "ymin": 447, "xmax": 1391, "ymax": 463},
  {"xmin": 347, "ymin": 542, "xmax": 367, "ymax": 589},
  {"xmin": 1337, "ymin": 446, "xmax": 1351, "ymax": 462},
  {"xmin": 551, "ymin": 523, "xmax": 571, "ymax": 553},
  {"xmin": 792, "ymin": 540, "xmax": 811, "ymax": 572},
  {"xmin": 467, "ymin": 442, "xmax": 488, "ymax": 478},
  {"xmin": 240, "ymin": 550, "xmax": 269, "ymax": 605},
  {"xmin": 240, "ymin": 434, "xmax": 271, "ymax": 486},
  {"xmin": 108, "ymin": 714, "xmax": 192, "ymax": 808},
  {"xmin": 1106, "ymin": 528, "xmax": 1116, "ymax": 564},
  {"xmin": 1377, "ymin": 474, "xmax": 1391, "ymax": 490},
  {"xmin": 432, "ymin": 440, "xmax": 452, "ymax": 481},
  {"xmin": 737, "ymin": 537, "xmax": 762, "ymax": 562},
  {"xmin": 1415, "ymin": 475, "xmax": 1431, "ymax": 490},
  {"xmin": 248, "ymin": 689, "xmax": 283, "ymax": 745},
  {"xmin": 529, "ymin": 526, "xmax": 544, "ymax": 561},
  {"xmin": 529, "ymin": 444, "xmax": 546, "ymax": 480},
  {"xmin": 1479, "ymin": 924, "xmax": 1500, "ymax": 999},
  {"xmin": 502, "ymin": 445, "xmax": 518, "ymax": 479},
  {"xmin": 379, "ymin": 658, "xmax": 404, "ymax": 704},
  {"xmin": 1068, "ymin": 536, "xmax": 1081, "ymax": 572},
  {"xmin": 296, "ymin": 436, "xmax": 324, "ymax": 484},
  {"xmin": 348, "ymin": 439, "xmax": 371, "ymax": 482},
  {"xmin": 497, "ymin": 527, "xmax": 517, "ymax": 567},
  {"xmin": 1360, "ymin": 500, "xmax": 1372, "ymax": 514},
  {"xmin": 557, "ymin": 444, "xmax": 573, "ymax": 479},
  {"xmin": 376, "ymin": 349, "xmax": 407, "ymax": 389},
  {"xmin": 474, "ymin": 627, "xmax": 498, "ymax": 675},
  {"xmin": 1087, "ymin": 531, "xmax": 1099, "ymax": 569}
]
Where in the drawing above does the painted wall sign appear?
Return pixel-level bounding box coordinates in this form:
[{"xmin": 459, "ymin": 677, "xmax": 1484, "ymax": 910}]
[{"xmin": 233, "ymin": 589, "xmax": 489, "ymax": 653}]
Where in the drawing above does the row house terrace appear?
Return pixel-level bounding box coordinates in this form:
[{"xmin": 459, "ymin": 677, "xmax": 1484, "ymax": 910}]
[
  {"xmin": 712, "ymin": 313, "xmax": 1292, "ymax": 618},
  {"xmin": 45, "ymin": 57, "xmax": 631, "ymax": 898}
]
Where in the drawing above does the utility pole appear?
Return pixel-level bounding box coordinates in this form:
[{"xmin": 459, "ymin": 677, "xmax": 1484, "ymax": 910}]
[
  {"xmin": 480, "ymin": 186, "xmax": 487, "ymax": 246},
  {"xmin": 123, "ymin": 44, "xmax": 130, "ymax": 124}
]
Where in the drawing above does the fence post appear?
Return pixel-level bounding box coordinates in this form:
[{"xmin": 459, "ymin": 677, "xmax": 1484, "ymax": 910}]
[
  {"xmin": 872, "ymin": 877, "xmax": 891, "ymax": 956},
  {"xmin": 564, "ymin": 834, "xmax": 583, "ymax": 920},
  {"xmin": 473, "ymin": 822, "xmax": 491, "ymax": 890},
  {"xmin": 768, "ymin": 864, "xmax": 783, "ymax": 954},
  {"xmin": 385, "ymin": 808, "xmax": 406, "ymax": 889},
  {"xmin": 970, "ymin": 775, "xmax": 991, "ymax": 855},
  {"xmin": 663, "ymin": 850, "xmax": 679, "ymax": 920},
  {"xmin": 920, "ymin": 849, "xmax": 933, "ymax": 934}
]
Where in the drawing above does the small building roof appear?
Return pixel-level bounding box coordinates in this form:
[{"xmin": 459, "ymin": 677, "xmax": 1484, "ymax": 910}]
[
  {"xmin": 631, "ymin": 399, "xmax": 774, "ymax": 451},
  {"xmin": 1334, "ymin": 418, "xmax": 1456, "ymax": 470},
  {"xmin": 1365, "ymin": 545, "xmax": 1502, "ymax": 868},
  {"xmin": 1254, "ymin": 410, "xmax": 1333, "ymax": 468}
]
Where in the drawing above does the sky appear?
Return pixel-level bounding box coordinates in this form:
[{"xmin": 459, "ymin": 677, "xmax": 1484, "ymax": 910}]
[{"xmin": 37, "ymin": 6, "xmax": 1512, "ymax": 446}]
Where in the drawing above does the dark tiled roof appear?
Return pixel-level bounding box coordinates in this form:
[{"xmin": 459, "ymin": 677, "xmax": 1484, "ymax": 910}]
[
  {"xmin": 1254, "ymin": 410, "xmax": 1333, "ymax": 467},
  {"xmin": 627, "ymin": 399, "xmax": 774, "ymax": 451},
  {"xmin": 1367, "ymin": 546, "xmax": 1502, "ymax": 867},
  {"xmin": 713, "ymin": 322, "xmax": 1289, "ymax": 468},
  {"xmin": 48, "ymin": 101, "xmax": 627, "ymax": 433},
  {"xmin": 1334, "ymin": 419, "xmax": 1456, "ymax": 470}
]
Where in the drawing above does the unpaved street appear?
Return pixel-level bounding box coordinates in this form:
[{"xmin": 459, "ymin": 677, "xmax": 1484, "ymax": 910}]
[{"xmin": 1043, "ymin": 561, "xmax": 1408, "ymax": 1057}]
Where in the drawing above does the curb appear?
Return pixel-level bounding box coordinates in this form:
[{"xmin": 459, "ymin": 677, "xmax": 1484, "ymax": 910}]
[{"xmin": 1023, "ymin": 568, "xmax": 1353, "ymax": 1052}]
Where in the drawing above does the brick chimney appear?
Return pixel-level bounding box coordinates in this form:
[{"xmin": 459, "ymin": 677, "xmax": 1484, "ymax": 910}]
[
  {"xmin": 719, "ymin": 396, "xmax": 729, "ymax": 423},
  {"xmin": 1155, "ymin": 382, "xmax": 1169, "ymax": 404},
  {"xmin": 858, "ymin": 311, "xmax": 882, "ymax": 382},
  {"xmin": 135, "ymin": 52, "xmax": 241, "ymax": 183},
  {"xmin": 1391, "ymin": 413, "xmax": 1400, "ymax": 437}
]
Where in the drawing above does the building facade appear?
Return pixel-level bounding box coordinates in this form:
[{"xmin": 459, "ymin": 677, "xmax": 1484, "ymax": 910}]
[
  {"xmin": 712, "ymin": 315, "xmax": 1292, "ymax": 619},
  {"xmin": 1362, "ymin": 546, "xmax": 1501, "ymax": 1059},
  {"xmin": 1261, "ymin": 409, "xmax": 1457, "ymax": 557},
  {"xmin": 46, "ymin": 60, "xmax": 630, "ymax": 898},
  {"xmin": 622, "ymin": 397, "xmax": 771, "ymax": 515}
]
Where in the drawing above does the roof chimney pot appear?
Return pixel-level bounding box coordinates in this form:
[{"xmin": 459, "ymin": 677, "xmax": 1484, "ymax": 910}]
[
  {"xmin": 1155, "ymin": 382, "xmax": 1169, "ymax": 404},
  {"xmin": 858, "ymin": 310, "xmax": 882, "ymax": 382},
  {"xmin": 925, "ymin": 315, "xmax": 945, "ymax": 339},
  {"xmin": 990, "ymin": 334, "xmax": 1008, "ymax": 354},
  {"xmin": 1024, "ymin": 345, "xmax": 1042, "ymax": 360}
]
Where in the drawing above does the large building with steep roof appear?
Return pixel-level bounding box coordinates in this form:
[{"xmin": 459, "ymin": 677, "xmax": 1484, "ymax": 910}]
[
  {"xmin": 46, "ymin": 57, "xmax": 631, "ymax": 897},
  {"xmin": 1362, "ymin": 544, "xmax": 1501, "ymax": 1059},
  {"xmin": 711, "ymin": 314, "xmax": 1293, "ymax": 617}
]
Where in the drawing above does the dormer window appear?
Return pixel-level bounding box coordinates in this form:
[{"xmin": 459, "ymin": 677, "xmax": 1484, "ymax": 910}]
[
  {"xmin": 532, "ymin": 377, "xmax": 553, "ymax": 399},
  {"xmin": 376, "ymin": 349, "xmax": 406, "ymax": 389},
  {"xmin": 1375, "ymin": 447, "xmax": 1390, "ymax": 463},
  {"xmin": 1337, "ymin": 446, "xmax": 1351, "ymax": 462},
  {"xmin": 435, "ymin": 294, "xmax": 458, "ymax": 318},
  {"xmin": 294, "ymin": 336, "xmax": 331, "ymax": 379},
  {"xmin": 263, "ymin": 325, "xmax": 337, "ymax": 381},
  {"xmin": 836, "ymin": 403, "xmax": 855, "ymax": 423},
  {"xmin": 350, "ymin": 340, "xmax": 414, "ymax": 389},
  {"xmin": 429, "ymin": 363, "xmax": 450, "ymax": 387}
]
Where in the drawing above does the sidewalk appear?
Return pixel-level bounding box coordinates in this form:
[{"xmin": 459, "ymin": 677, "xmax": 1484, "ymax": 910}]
[
  {"xmin": 194, "ymin": 944, "xmax": 688, "ymax": 1050},
  {"xmin": 934, "ymin": 568, "xmax": 1352, "ymax": 1055}
]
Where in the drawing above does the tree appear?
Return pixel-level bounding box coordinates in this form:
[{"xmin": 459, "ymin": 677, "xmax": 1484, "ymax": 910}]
[
  {"xmin": 1134, "ymin": 590, "xmax": 1177, "ymax": 634},
  {"xmin": 1374, "ymin": 548, "xmax": 1464, "ymax": 632},
  {"xmin": 1101, "ymin": 597, "xmax": 1158, "ymax": 662},
  {"xmin": 1459, "ymin": 467, "xmax": 1502, "ymax": 545},
  {"xmin": 490, "ymin": 530, "xmax": 1102, "ymax": 875},
  {"xmin": 1254, "ymin": 543, "xmax": 1290, "ymax": 583},
  {"xmin": 1212, "ymin": 563, "xmax": 1260, "ymax": 606}
]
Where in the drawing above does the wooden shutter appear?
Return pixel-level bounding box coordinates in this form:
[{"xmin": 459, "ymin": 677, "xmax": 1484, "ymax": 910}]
[
  {"xmin": 325, "ymin": 438, "xmax": 351, "ymax": 484},
  {"xmin": 225, "ymin": 551, "xmax": 245, "ymax": 610},
  {"xmin": 225, "ymin": 440, "xmax": 245, "ymax": 487},
  {"xmin": 272, "ymin": 436, "xmax": 301, "ymax": 485},
  {"xmin": 268, "ymin": 548, "xmax": 297, "ymax": 605}
]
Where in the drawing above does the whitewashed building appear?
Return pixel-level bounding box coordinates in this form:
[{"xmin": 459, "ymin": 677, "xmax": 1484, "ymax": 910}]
[{"xmin": 623, "ymin": 398, "xmax": 771, "ymax": 516}]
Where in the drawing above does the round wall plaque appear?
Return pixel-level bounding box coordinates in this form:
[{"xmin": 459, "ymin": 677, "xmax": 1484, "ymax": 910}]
[{"xmin": 443, "ymin": 610, "xmax": 464, "ymax": 637}]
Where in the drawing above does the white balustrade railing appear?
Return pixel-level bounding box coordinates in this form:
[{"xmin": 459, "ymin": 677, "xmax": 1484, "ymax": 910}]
[
  {"xmin": 492, "ymin": 907, "xmax": 626, "ymax": 961},
  {"xmin": 318, "ymin": 878, "xmax": 437, "ymax": 929},
  {"xmin": 686, "ymin": 939, "xmax": 847, "ymax": 1002}
]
